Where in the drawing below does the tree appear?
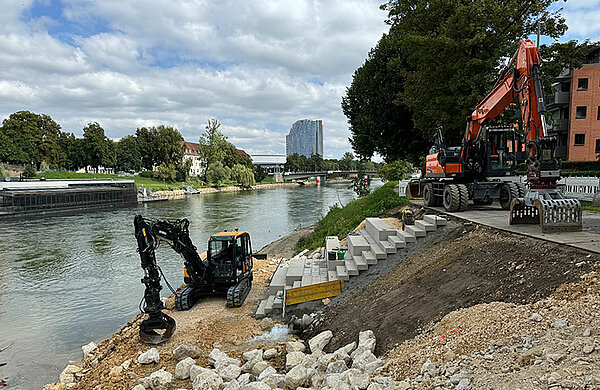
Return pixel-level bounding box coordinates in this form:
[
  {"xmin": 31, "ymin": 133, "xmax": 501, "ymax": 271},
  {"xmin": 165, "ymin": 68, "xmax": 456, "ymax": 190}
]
[
  {"xmin": 284, "ymin": 153, "xmax": 302, "ymax": 172},
  {"xmin": 136, "ymin": 127, "xmax": 156, "ymax": 170},
  {"xmin": 378, "ymin": 159, "xmax": 413, "ymax": 181},
  {"xmin": 339, "ymin": 152, "xmax": 357, "ymax": 170},
  {"xmin": 206, "ymin": 161, "xmax": 230, "ymax": 186},
  {"xmin": 540, "ymin": 40, "xmax": 599, "ymax": 92},
  {"xmin": 116, "ymin": 135, "xmax": 142, "ymax": 172},
  {"xmin": 254, "ymin": 165, "xmax": 267, "ymax": 182},
  {"xmin": 82, "ymin": 122, "xmax": 113, "ymax": 171},
  {"xmin": 307, "ymin": 154, "xmax": 324, "ymax": 172},
  {"xmin": 154, "ymin": 125, "xmax": 184, "ymax": 167},
  {"xmin": 22, "ymin": 163, "xmax": 36, "ymax": 178},
  {"xmin": 223, "ymin": 142, "xmax": 253, "ymax": 169},
  {"xmin": 154, "ymin": 162, "xmax": 177, "ymax": 182},
  {"xmin": 231, "ymin": 164, "xmax": 255, "ymax": 187},
  {"xmin": 199, "ymin": 119, "xmax": 228, "ymax": 181}
]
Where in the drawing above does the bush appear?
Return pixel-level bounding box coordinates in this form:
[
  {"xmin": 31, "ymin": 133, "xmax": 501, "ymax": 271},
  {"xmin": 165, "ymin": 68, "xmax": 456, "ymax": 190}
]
[
  {"xmin": 295, "ymin": 181, "xmax": 407, "ymax": 251},
  {"xmin": 254, "ymin": 165, "xmax": 267, "ymax": 182},
  {"xmin": 138, "ymin": 170, "xmax": 154, "ymax": 178},
  {"xmin": 206, "ymin": 162, "xmax": 230, "ymax": 186},
  {"xmin": 22, "ymin": 164, "xmax": 36, "ymax": 179},
  {"xmin": 231, "ymin": 164, "xmax": 255, "ymax": 187},
  {"xmin": 377, "ymin": 159, "xmax": 413, "ymax": 181},
  {"xmin": 153, "ymin": 163, "xmax": 177, "ymax": 182}
]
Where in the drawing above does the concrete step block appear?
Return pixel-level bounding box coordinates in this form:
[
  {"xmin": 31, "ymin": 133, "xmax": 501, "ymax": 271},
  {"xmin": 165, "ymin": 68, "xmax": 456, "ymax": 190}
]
[
  {"xmin": 255, "ymin": 299, "xmax": 267, "ymax": 319},
  {"xmin": 336, "ymin": 265, "xmax": 349, "ymax": 281},
  {"xmin": 423, "ymin": 214, "xmax": 447, "ymax": 226},
  {"xmin": 365, "ymin": 217, "xmax": 397, "ymax": 241},
  {"xmin": 405, "ymin": 225, "xmax": 426, "ymax": 237},
  {"xmin": 268, "ymin": 266, "xmax": 288, "ymax": 295},
  {"xmin": 273, "ymin": 297, "xmax": 283, "ymax": 309},
  {"xmin": 352, "ymin": 254, "xmax": 368, "ymax": 271},
  {"xmin": 265, "ymin": 295, "xmax": 275, "ymax": 314},
  {"xmin": 415, "ymin": 220, "xmax": 436, "ymax": 232},
  {"xmin": 328, "ymin": 270, "xmax": 338, "ymax": 281},
  {"xmin": 327, "ymin": 259, "xmax": 345, "ymax": 271},
  {"xmin": 359, "ymin": 230, "xmax": 386, "ymax": 259},
  {"xmin": 292, "ymin": 280, "xmax": 301, "ymax": 288},
  {"xmin": 379, "ymin": 240, "xmax": 396, "ymax": 254},
  {"xmin": 388, "ymin": 235, "xmax": 406, "ymax": 249},
  {"xmin": 301, "ymin": 274, "xmax": 312, "ymax": 286},
  {"xmin": 345, "ymin": 258, "xmax": 359, "ymax": 276},
  {"xmin": 348, "ymin": 234, "xmax": 370, "ymax": 256},
  {"xmin": 362, "ymin": 250, "xmax": 377, "ymax": 265},
  {"xmin": 397, "ymin": 230, "xmax": 416, "ymax": 243},
  {"xmin": 286, "ymin": 265, "xmax": 304, "ymax": 284},
  {"xmin": 312, "ymin": 275, "xmax": 323, "ymax": 284}
]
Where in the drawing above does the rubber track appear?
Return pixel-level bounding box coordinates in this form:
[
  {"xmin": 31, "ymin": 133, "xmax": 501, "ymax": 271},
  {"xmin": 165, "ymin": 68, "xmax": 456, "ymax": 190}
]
[
  {"xmin": 227, "ymin": 278, "xmax": 251, "ymax": 307},
  {"xmin": 457, "ymin": 184, "xmax": 469, "ymax": 211},
  {"xmin": 175, "ymin": 284, "xmax": 193, "ymax": 311}
]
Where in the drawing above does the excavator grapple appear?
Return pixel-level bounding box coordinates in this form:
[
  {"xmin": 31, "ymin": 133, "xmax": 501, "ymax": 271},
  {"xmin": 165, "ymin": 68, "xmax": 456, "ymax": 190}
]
[{"xmin": 510, "ymin": 191, "xmax": 582, "ymax": 232}]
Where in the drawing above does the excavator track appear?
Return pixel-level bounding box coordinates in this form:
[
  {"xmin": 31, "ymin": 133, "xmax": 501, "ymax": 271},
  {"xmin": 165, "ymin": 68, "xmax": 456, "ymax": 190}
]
[
  {"xmin": 226, "ymin": 278, "xmax": 252, "ymax": 307},
  {"xmin": 175, "ymin": 284, "xmax": 194, "ymax": 311}
]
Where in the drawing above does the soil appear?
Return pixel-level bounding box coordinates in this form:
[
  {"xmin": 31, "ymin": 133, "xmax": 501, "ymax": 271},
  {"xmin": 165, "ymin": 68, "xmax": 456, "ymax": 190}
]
[
  {"xmin": 305, "ymin": 222, "xmax": 600, "ymax": 359},
  {"xmin": 257, "ymin": 225, "xmax": 314, "ymax": 259}
]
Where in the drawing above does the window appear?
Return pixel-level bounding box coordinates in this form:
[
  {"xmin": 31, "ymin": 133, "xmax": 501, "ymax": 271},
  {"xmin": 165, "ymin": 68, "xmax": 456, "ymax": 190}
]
[
  {"xmin": 596, "ymin": 139, "xmax": 600, "ymax": 154},
  {"xmin": 574, "ymin": 134, "xmax": 586, "ymax": 146},
  {"xmin": 576, "ymin": 106, "xmax": 587, "ymax": 119},
  {"xmin": 578, "ymin": 78, "xmax": 588, "ymax": 91}
]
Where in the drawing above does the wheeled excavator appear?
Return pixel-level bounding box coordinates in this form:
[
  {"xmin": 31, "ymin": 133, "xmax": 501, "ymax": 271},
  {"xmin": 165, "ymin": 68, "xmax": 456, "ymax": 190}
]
[
  {"xmin": 133, "ymin": 215, "xmax": 253, "ymax": 344},
  {"xmin": 411, "ymin": 39, "xmax": 581, "ymax": 232}
]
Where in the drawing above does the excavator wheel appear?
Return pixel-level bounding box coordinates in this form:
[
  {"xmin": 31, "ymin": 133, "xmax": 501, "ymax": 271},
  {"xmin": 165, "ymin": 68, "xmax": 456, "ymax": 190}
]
[
  {"xmin": 500, "ymin": 183, "xmax": 519, "ymax": 210},
  {"xmin": 443, "ymin": 184, "xmax": 461, "ymax": 212},
  {"xmin": 423, "ymin": 183, "xmax": 439, "ymax": 207},
  {"xmin": 227, "ymin": 277, "xmax": 252, "ymax": 307},
  {"xmin": 457, "ymin": 184, "xmax": 469, "ymax": 211}
]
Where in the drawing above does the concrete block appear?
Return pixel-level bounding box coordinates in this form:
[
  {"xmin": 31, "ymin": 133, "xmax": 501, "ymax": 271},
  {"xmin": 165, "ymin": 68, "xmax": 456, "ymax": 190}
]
[
  {"xmin": 292, "ymin": 280, "xmax": 301, "ymax": 288},
  {"xmin": 379, "ymin": 240, "xmax": 396, "ymax": 254},
  {"xmin": 405, "ymin": 225, "xmax": 426, "ymax": 237},
  {"xmin": 265, "ymin": 295, "xmax": 275, "ymax": 314},
  {"xmin": 312, "ymin": 275, "xmax": 323, "ymax": 284},
  {"xmin": 359, "ymin": 230, "xmax": 386, "ymax": 259},
  {"xmin": 255, "ymin": 300, "xmax": 267, "ymax": 318},
  {"xmin": 328, "ymin": 270, "xmax": 338, "ymax": 281},
  {"xmin": 362, "ymin": 250, "xmax": 377, "ymax": 265},
  {"xmin": 345, "ymin": 258, "xmax": 358, "ymax": 276},
  {"xmin": 352, "ymin": 254, "xmax": 368, "ymax": 271},
  {"xmin": 388, "ymin": 235, "xmax": 406, "ymax": 249},
  {"xmin": 365, "ymin": 217, "xmax": 397, "ymax": 241},
  {"xmin": 327, "ymin": 260, "xmax": 344, "ymax": 271},
  {"xmin": 301, "ymin": 274, "xmax": 312, "ymax": 286},
  {"xmin": 273, "ymin": 297, "xmax": 283, "ymax": 309},
  {"xmin": 423, "ymin": 214, "xmax": 448, "ymax": 226},
  {"xmin": 286, "ymin": 264, "xmax": 304, "ymax": 285},
  {"xmin": 336, "ymin": 265, "xmax": 349, "ymax": 281},
  {"xmin": 397, "ymin": 230, "xmax": 416, "ymax": 243},
  {"xmin": 268, "ymin": 266, "xmax": 288, "ymax": 295},
  {"xmin": 415, "ymin": 220, "xmax": 435, "ymax": 232},
  {"xmin": 348, "ymin": 234, "xmax": 369, "ymax": 256}
]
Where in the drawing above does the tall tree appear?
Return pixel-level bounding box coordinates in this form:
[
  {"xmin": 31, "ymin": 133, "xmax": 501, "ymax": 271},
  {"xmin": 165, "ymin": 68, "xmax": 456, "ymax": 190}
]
[
  {"xmin": 82, "ymin": 122, "xmax": 112, "ymax": 171},
  {"xmin": 198, "ymin": 119, "xmax": 228, "ymax": 181},
  {"xmin": 153, "ymin": 125, "xmax": 184, "ymax": 167},
  {"xmin": 116, "ymin": 135, "xmax": 142, "ymax": 172},
  {"xmin": 136, "ymin": 127, "xmax": 157, "ymax": 170}
]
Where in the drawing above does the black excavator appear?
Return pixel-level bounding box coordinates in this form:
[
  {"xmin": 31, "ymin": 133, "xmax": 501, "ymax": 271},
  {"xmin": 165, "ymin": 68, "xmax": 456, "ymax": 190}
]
[{"xmin": 133, "ymin": 215, "xmax": 253, "ymax": 344}]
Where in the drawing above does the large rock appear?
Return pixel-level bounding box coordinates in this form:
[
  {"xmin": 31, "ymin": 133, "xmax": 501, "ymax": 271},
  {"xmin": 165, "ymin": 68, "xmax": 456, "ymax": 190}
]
[
  {"xmin": 251, "ymin": 361, "xmax": 270, "ymax": 377},
  {"xmin": 260, "ymin": 317, "xmax": 274, "ymax": 331},
  {"xmin": 173, "ymin": 343, "xmax": 202, "ymax": 361},
  {"xmin": 148, "ymin": 369, "xmax": 173, "ymax": 390},
  {"xmin": 346, "ymin": 368, "xmax": 369, "ymax": 389},
  {"xmin": 326, "ymin": 360, "xmax": 349, "ymax": 374},
  {"xmin": 175, "ymin": 357, "xmax": 195, "ymax": 380},
  {"xmin": 351, "ymin": 330, "xmax": 376, "ymax": 359},
  {"xmin": 131, "ymin": 385, "xmax": 145, "ymax": 390},
  {"xmin": 285, "ymin": 364, "xmax": 308, "ymax": 389},
  {"xmin": 258, "ymin": 366, "xmax": 277, "ymax": 381},
  {"xmin": 219, "ymin": 364, "xmax": 242, "ymax": 382},
  {"xmin": 365, "ymin": 359, "xmax": 384, "ymax": 374},
  {"xmin": 192, "ymin": 368, "xmax": 223, "ymax": 390},
  {"xmin": 309, "ymin": 330, "xmax": 333, "ymax": 353},
  {"xmin": 242, "ymin": 349, "xmax": 263, "ymax": 362},
  {"xmin": 208, "ymin": 348, "xmax": 229, "ymax": 367},
  {"xmin": 237, "ymin": 373, "xmax": 254, "ymax": 386},
  {"xmin": 286, "ymin": 351, "xmax": 306, "ymax": 370},
  {"xmin": 138, "ymin": 348, "xmax": 160, "ymax": 364},
  {"xmin": 82, "ymin": 342, "xmax": 97, "ymax": 357},
  {"xmin": 224, "ymin": 379, "xmax": 241, "ymax": 390},
  {"xmin": 242, "ymin": 382, "xmax": 271, "ymax": 390},
  {"xmin": 286, "ymin": 340, "xmax": 307, "ymax": 353},
  {"xmin": 189, "ymin": 365, "xmax": 213, "ymax": 382},
  {"xmin": 263, "ymin": 348, "xmax": 279, "ymax": 360},
  {"xmin": 420, "ymin": 358, "xmax": 438, "ymax": 377},
  {"xmin": 352, "ymin": 350, "xmax": 377, "ymax": 371}
]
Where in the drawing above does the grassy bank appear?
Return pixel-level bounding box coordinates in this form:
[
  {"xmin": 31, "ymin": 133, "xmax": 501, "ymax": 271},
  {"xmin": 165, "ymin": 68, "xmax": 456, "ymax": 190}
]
[
  {"xmin": 295, "ymin": 181, "xmax": 408, "ymax": 251},
  {"xmin": 35, "ymin": 171, "xmax": 277, "ymax": 191},
  {"xmin": 581, "ymin": 201, "xmax": 600, "ymax": 213}
]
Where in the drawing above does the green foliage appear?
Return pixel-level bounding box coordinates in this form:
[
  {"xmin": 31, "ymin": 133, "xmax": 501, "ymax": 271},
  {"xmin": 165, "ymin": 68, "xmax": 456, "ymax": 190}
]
[
  {"xmin": 231, "ymin": 164, "xmax": 255, "ymax": 187},
  {"xmin": 223, "ymin": 142, "xmax": 253, "ymax": 169},
  {"xmin": 154, "ymin": 162, "xmax": 177, "ymax": 182},
  {"xmin": 540, "ymin": 40, "xmax": 599, "ymax": 92},
  {"xmin": 339, "ymin": 152, "xmax": 357, "ymax": 170},
  {"xmin": 136, "ymin": 127, "xmax": 156, "ymax": 170},
  {"xmin": 206, "ymin": 161, "xmax": 230, "ymax": 186},
  {"xmin": 138, "ymin": 170, "xmax": 154, "ymax": 178},
  {"xmin": 378, "ymin": 159, "xmax": 413, "ymax": 181},
  {"xmin": 116, "ymin": 135, "xmax": 142, "ymax": 172},
  {"xmin": 296, "ymin": 181, "xmax": 408, "ymax": 251},
  {"xmin": 581, "ymin": 201, "xmax": 600, "ymax": 213},
  {"xmin": 134, "ymin": 125, "xmax": 184, "ymax": 171},
  {"xmin": 0, "ymin": 163, "xmax": 7, "ymax": 178},
  {"xmin": 82, "ymin": 122, "xmax": 114, "ymax": 170},
  {"xmin": 254, "ymin": 165, "xmax": 267, "ymax": 182},
  {"xmin": 22, "ymin": 163, "xmax": 36, "ymax": 178}
]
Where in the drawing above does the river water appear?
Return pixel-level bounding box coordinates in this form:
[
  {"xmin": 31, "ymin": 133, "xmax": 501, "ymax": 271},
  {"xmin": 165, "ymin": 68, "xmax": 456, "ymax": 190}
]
[{"xmin": 0, "ymin": 182, "xmax": 373, "ymax": 389}]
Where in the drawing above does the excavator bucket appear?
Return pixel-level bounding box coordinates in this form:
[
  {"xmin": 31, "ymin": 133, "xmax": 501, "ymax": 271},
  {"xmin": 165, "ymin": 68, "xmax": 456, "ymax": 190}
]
[
  {"xmin": 510, "ymin": 197, "xmax": 582, "ymax": 233},
  {"xmin": 139, "ymin": 312, "xmax": 176, "ymax": 345}
]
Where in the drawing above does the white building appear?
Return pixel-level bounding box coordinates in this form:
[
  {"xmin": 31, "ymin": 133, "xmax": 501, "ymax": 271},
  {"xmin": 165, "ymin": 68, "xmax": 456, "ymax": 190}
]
[
  {"xmin": 181, "ymin": 141, "xmax": 204, "ymax": 177},
  {"xmin": 250, "ymin": 154, "xmax": 286, "ymax": 173}
]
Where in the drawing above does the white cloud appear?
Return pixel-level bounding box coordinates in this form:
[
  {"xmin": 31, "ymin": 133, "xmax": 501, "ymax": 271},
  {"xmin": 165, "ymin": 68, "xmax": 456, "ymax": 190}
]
[{"xmin": 0, "ymin": 0, "xmax": 388, "ymax": 158}]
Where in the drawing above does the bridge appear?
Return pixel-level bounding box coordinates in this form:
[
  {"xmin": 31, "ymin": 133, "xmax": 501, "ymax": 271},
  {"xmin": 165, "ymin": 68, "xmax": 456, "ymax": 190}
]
[{"xmin": 270, "ymin": 170, "xmax": 377, "ymax": 182}]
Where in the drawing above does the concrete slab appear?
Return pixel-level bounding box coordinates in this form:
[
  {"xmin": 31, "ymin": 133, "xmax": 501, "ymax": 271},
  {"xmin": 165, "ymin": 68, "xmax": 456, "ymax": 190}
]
[
  {"xmin": 345, "ymin": 258, "xmax": 359, "ymax": 275},
  {"xmin": 365, "ymin": 217, "xmax": 396, "ymax": 241},
  {"xmin": 358, "ymin": 230, "xmax": 386, "ymax": 259},
  {"xmin": 348, "ymin": 234, "xmax": 370, "ymax": 256},
  {"xmin": 255, "ymin": 299, "xmax": 267, "ymax": 319},
  {"xmin": 265, "ymin": 295, "xmax": 275, "ymax": 314},
  {"xmin": 405, "ymin": 224, "xmax": 426, "ymax": 237},
  {"xmin": 273, "ymin": 297, "xmax": 283, "ymax": 309},
  {"xmin": 415, "ymin": 220, "xmax": 436, "ymax": 232},
  {"xmin": 336, "ymin": 265, "xmax": 349, "ymax": 281},
  {"xmin": 327, "ymin": 260, "xmax": 344, "ymax": 271},
  {"xmin": 268, "ymin": 266, "xmax": 288, "ymax": 295},
  {"xmin": 412, "ymin": 200, "xmax": 600, "ymax": 254},
  {"xmin": 362, "ymin": 250, "xmax": 377, "ymax": 265},
  {"xmin": 424, "ymin": 214, "xmax": 447, "ymax": 227},
  {"xmin": 353, "ymin": 254, "xmax": 368, "ymax": 270},
  {"xmin": 379, "ymin": 240, "xmax": 396, "ymax": 254},
  {"xmin": 301, "ymin": 274, "xmax": 312, "ymax": 286},
  {"xmin": 328, "ymin": 270, "xmax": 338, "ymax": 281},
  {"xmin": 388, "ymin": 235, "xmax": 406, "ymax": 249},
  {"xmin": 397, "ymin": 230, "xmax": 416, "ymax": 243},
  {"xmin": 286, "ymin": 266, "xmax": 304, "ymax": 284}
]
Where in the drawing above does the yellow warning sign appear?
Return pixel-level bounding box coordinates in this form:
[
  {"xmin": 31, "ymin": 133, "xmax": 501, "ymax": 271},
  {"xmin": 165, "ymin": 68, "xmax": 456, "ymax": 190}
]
[{"xmin": 285, "ymin": 279, "xmax": 345, "ymax": 306}]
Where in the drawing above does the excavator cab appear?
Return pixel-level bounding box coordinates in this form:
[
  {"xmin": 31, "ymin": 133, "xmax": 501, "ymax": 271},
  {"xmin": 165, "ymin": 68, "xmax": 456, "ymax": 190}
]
[{"xmin": 207, "ymin": 232, "xmax": 253, "ymax": 284}]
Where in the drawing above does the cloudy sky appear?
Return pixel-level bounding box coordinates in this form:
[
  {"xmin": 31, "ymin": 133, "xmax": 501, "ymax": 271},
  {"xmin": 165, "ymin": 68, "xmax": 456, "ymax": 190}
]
[{"xmin": 0, "ymin": 0, "xmax": 598, "ymax": 159}]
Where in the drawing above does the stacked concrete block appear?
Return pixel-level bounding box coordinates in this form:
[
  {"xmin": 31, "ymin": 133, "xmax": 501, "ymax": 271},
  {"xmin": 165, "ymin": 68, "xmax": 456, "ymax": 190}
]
[{"xmin": 255, "ymin": 214, "xmax": 448, "ymax": 318}]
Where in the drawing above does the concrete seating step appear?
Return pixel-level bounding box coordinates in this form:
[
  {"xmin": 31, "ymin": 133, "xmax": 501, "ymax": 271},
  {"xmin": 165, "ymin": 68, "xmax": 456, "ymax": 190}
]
[
  {"xmin": 365, "ymin": 217, "xmax": 397, "ymax": 241},
  {"xmin": 379, "ymin": 240, "xmax": 396, "ymax": 254},
  {"xmin": 348, "ymin": 234, "xmax": 370, "ymax": 256},
  {"xmin": 397, "ymin": 230, "xmax": 416, "ymax": 243},
  {"xmin": 312, "ymin": 275, "xmax": 324, "ymax": 284},
  {"xmin": 345, "ymin": 258, "xmax": 359, "ymax": 276},
  {"xmin": 255, "ymin": 299, "xmax": 267, "ymax": 318},
  {"xmin": 273, "ymin": 297, "xmax": 283, "ymax": 309},
  {"xmin": 424, "ymin": 214, "xmax": 448, "ymax": 226},
  {"xmin": 268, "ymin": 266, "xmax": 288, "ymax": 295},
  {"xmin": 353, "ymin": 254, "xmax": 368, "ymax": 270},
  {"xmin": 265, "ymin": 295, "xmax": 275, "ymax": 314},
  {"xmin": 415, "ymin": 220, "xmax": 436, "ymax": 232},
  {"xmin": 286, "ymin": 264, "xmax": 305, "ymax": 284},
  {"xmin": 328, "ymin": 270, "xmax": 338, "ymax": 281},
  {"xmin": 358, "ymin": 230, "xmax": 386, "ymax": 259},
  {"xmin": 327, "ymin": 260, "xmax": 344, "ymax": 271},
  {"xmin": 405, "ymin": 224, "xmax": 426, "ymax": 237},
  {"xmin": 301, "ymin": 274, "xmax": 312, "ymax": 286},
  {"xmin": 388, "ymin": 235, "xmax": 406, "ymax": 249},
  {"xmin": 336, "ymin": 265, "xmax": 349, "ymax": 281},
  {"xmin": 292, "ymin": 280, "xmax": 301, "ymax": 288},
  {"xmin": 362, "ymin": 250, "xmax": 377, "ymax": 265}
]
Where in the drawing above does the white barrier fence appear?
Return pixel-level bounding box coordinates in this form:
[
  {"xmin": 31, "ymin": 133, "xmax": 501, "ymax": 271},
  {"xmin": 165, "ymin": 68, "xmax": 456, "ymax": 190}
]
[{"xmin": 396, "ymin": 176, "xmax": 600, "ymax": 201}]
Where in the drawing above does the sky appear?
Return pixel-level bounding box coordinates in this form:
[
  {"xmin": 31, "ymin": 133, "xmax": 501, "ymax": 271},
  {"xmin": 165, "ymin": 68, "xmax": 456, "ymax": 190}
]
[{"xmin": 0, "ymin": 0, "xmax": 599, "ymax": 159}]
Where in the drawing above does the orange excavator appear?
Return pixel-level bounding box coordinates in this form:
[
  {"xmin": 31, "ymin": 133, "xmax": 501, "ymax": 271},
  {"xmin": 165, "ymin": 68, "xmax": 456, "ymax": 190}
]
[{"xmin": 412, "ymin": 39, "xmax": 581, "ymax": 232}]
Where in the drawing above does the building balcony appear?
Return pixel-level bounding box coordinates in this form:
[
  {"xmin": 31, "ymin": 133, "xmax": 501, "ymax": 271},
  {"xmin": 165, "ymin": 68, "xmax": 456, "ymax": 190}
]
[
  {"xmin": 549, "ymin": 118, "xmax": 569, "ymax": 133},
  {"xmin": 546, "ymin": 91, "xmax": 570, "ymax": 107}
]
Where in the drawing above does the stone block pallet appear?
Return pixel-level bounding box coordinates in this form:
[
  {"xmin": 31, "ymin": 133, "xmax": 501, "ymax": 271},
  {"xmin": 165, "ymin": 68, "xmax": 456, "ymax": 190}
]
[{"xmin": 255, "ymin": 215, "xmax": 447, "ymax": 318}]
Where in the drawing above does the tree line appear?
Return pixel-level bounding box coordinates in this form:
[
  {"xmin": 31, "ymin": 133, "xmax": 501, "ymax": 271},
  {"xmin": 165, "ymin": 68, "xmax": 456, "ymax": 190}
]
[
  {"xmin": 343, "ymin": 0, "xmax": 598, "ymax": 165},
  {"xmin": 0, "ymin": 111, "xmax": 255, "ymax": 185},
  {"xmin": 283, "ymin": 152, "xmax": 377, "ymax": 173}
]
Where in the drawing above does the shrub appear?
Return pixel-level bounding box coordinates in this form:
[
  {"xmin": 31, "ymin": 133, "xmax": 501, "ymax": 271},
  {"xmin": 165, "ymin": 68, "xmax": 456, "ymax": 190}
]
[{"xmin": 22, "ymin": 164, "xmax": 36, "ymax": 179}]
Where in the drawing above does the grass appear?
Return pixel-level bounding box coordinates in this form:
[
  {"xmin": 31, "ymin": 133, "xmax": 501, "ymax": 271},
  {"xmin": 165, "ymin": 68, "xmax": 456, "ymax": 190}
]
[
  {"xmin": 295, "ymin": 181, "xmax": 408, "ymax": 252},
  {"xmin": 581, "ymin": 201, "xmax": 600, "ymax": 213}
]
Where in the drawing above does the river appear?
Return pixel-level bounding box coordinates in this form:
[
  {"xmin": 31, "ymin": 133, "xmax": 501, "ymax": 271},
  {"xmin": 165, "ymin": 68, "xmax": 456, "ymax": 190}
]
[{"xmin": 0, "ymin": 181, "xmax": 376, "ymax": 389}]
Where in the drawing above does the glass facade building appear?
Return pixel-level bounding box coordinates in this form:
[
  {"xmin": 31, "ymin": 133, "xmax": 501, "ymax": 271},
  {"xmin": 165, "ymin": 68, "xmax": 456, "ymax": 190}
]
[{"xmin": 285, "ymin": 119, "xmax": 323, "ymax": 157}]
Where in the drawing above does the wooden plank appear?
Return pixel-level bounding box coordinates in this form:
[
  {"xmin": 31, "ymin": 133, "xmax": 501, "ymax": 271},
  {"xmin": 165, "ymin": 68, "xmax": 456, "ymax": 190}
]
[{"xmin": 285, "ymin": 279, "xmax": 344, "ymax": 306}]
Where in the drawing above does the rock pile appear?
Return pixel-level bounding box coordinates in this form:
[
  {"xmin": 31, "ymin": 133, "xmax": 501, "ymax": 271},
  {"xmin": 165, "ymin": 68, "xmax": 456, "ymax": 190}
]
[{"xmin": 130, "ymin": 329, "xmax": 405, "ymax": 390}]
